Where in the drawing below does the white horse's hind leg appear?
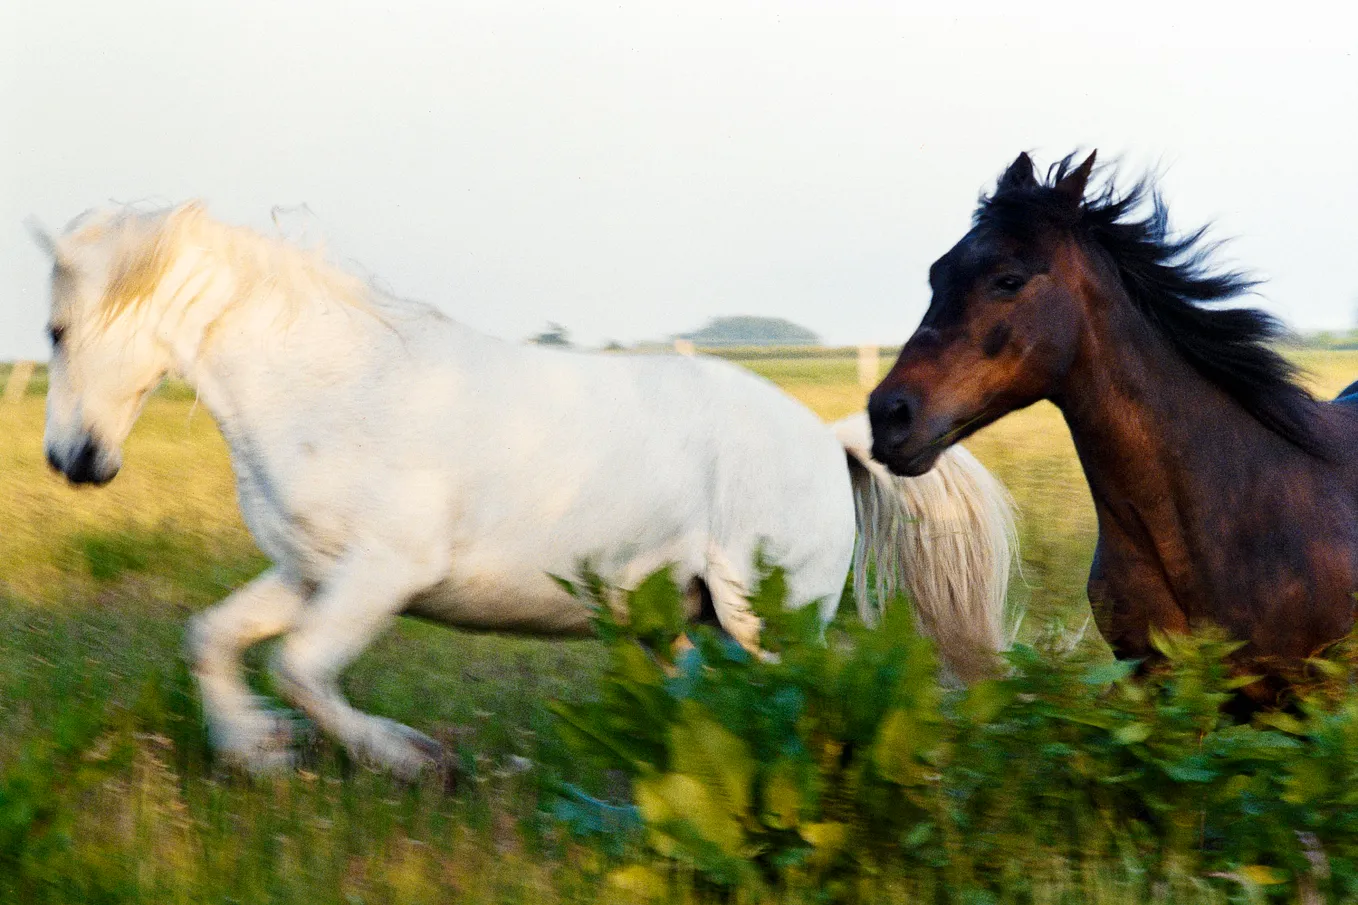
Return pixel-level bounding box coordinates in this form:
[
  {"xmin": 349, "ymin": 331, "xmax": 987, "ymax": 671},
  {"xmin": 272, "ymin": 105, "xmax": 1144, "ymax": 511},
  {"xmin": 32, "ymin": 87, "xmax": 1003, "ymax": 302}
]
[
  {"xmin": 270, "ymin": 544, "xmax": 445, "ymax": 778},
  {"xmin": 703, "ymin": 545, "xmax": 762, "ymax": 653},
  {"xmin": 186, "ymin": 570, "xmax": 305, "ymax": 771}
]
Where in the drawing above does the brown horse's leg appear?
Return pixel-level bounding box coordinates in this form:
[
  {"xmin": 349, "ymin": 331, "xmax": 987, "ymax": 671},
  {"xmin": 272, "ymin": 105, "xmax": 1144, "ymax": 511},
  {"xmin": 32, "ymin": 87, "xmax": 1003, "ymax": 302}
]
[{"xmin": 1087, "ymin": 546, "xmax": 1160, "ymax": 664}]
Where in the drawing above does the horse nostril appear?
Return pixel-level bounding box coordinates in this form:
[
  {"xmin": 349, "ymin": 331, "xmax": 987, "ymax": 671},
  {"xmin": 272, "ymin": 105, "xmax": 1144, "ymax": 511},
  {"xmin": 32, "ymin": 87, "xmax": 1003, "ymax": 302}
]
[
  {"xmin": 886, "ymin": 394, "xmax": 912, "ymax": 425},
  {"xmin": 67, "ymin": 439, "xmax": 99, "ymax": 483},
  {"xmin": 868, "ymin": 388, "xmax": 915, "ymax": 434}
]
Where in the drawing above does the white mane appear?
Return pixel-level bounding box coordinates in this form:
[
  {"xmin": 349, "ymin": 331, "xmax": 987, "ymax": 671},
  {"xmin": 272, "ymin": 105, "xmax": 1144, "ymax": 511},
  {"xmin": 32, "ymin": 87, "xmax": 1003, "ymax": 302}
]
[{"xmin": 60, "ymin": 203, "xmax": 395, "ymax": 349}]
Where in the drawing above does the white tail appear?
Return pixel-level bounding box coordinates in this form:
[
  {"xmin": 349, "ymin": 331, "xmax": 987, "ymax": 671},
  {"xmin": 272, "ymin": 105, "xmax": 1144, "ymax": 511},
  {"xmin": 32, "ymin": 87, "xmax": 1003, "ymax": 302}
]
[{"xmin": 834, "ymin": 413, "xmax": 1020, "ymax": 682}]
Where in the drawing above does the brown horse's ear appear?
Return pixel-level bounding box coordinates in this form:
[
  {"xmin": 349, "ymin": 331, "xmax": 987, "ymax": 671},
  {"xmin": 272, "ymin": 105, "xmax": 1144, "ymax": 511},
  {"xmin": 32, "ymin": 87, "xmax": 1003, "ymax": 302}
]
[
  {"xmin": 1053, "ymin": 151, "xmax": 1097, "ymax": 205},
  {"xmin": 998, "ymin": 152, "xmax": 1037, "ymax": 191}
]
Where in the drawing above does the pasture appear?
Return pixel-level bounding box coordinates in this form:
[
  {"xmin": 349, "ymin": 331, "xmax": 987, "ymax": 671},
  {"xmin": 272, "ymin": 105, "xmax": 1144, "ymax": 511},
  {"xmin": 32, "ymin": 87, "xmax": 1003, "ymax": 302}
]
[{"xmin": 3, "ymin": 349, "xmax": 1358, "ymax": 902}]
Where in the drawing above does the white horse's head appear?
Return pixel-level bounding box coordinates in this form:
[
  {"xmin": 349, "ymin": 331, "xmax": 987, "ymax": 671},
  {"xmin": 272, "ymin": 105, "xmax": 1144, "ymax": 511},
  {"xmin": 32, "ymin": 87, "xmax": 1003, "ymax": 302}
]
[{"xmin": 35, "ymin": 205, "xmax": 196, "ymax": 485}]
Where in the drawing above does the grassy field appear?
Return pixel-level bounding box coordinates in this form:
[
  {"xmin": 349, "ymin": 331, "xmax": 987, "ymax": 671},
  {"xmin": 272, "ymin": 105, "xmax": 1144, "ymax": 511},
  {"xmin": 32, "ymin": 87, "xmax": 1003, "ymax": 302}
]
[{"xmin": 3, "ymin": 349, "xmax": 1358, "ymax": 902}]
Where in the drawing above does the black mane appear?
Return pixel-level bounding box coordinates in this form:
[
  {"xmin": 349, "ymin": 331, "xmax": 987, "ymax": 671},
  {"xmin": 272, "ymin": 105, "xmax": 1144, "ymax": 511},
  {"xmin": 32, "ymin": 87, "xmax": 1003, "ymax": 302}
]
[{"xmin": 977, "ymin": 154, "xmax": 1326, "ymax": 456}]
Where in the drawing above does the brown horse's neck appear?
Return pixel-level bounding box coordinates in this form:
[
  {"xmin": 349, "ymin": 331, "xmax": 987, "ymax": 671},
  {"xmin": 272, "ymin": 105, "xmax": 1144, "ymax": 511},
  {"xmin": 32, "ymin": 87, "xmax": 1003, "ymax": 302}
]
[{"xmin": 1050, "ymin": 282, "xmax": 1310, "ymax": 622}]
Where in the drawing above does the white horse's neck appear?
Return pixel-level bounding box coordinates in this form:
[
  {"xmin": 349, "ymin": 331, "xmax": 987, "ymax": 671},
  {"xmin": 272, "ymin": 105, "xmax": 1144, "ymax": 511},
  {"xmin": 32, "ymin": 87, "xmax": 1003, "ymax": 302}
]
[{"xmin": 141, "ymin": 220, "xmax": 412, "ymax": 428}]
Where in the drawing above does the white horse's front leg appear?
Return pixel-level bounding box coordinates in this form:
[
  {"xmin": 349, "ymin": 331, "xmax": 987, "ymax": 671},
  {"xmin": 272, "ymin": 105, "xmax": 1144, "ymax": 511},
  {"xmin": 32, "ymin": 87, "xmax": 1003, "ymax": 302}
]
[
  {"xmin": 186, "ymin": 569, "xmax": 306, "ymax": 771},
  {"xmin": 270, "ymin": 543, "xmax": 445, "ymax": 778}
]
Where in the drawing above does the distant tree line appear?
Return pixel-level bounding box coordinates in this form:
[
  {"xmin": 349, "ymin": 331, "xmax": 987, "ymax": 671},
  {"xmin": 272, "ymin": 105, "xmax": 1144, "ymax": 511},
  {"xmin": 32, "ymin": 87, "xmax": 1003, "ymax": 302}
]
[
  {"xmin": 529, "ymin": 323, "xmax": 572, "ymax": 347},
  {"xmin": 528, "ymin": 316, "xmax": 825, "ymax": 350},
  {"xmin": 675, "ymin": 316, "xmax": 821, "ymax": 347},
  {"xmin": 1302, "ymin": 329, "xmax": 1358, "ymax": 351}
]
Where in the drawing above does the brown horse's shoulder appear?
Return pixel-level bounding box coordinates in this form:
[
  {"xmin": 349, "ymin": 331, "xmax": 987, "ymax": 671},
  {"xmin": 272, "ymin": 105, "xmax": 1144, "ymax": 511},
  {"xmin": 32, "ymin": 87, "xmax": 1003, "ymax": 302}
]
[{"xmin": 1087, "ymin": 534, "xmax": 1190, "ymax": 662}]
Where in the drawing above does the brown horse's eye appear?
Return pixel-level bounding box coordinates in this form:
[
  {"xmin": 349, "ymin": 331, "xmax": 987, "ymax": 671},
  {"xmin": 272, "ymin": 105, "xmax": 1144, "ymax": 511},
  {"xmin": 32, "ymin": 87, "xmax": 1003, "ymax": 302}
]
[
  {"xmin": 992, "ymin": 274, "xmax": 1026, "ymax": 294},
  {"xmin": 48, "ymin": 324, "xmax": 65, "ymax": 347}
]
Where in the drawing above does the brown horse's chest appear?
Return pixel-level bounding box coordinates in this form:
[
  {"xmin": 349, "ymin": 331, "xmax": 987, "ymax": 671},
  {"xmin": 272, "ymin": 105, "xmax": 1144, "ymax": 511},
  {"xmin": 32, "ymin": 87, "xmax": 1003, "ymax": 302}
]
[{"xmin": 1090, "ymin": 502, "xmax": 1358, "ymax": 666}]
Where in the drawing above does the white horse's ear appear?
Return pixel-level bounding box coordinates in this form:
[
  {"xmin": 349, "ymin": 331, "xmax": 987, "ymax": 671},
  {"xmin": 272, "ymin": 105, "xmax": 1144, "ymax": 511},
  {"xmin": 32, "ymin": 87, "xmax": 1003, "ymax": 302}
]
[
  {"xmin": 25, "ymin": 217, "xmax": 60, "ymax": 260},
  {"xmin": 270, "ymin": 203, "xmax": 323, "ymax": 249}
]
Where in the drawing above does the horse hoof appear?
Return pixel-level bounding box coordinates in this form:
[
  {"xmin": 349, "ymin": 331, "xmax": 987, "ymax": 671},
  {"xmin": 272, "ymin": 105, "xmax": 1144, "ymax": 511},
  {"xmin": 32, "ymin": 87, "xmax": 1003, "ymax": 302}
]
[
  {"xmin": 404, "ymin": 729, "xmax": 444, "ymax": 763},
  {"xmin": 244, "ymin": 747, "xmax": 298, "ymax": 776},
  {"xmin": 370, "ymin": 718, "xmax": 444, "ymax": 779},
  {"xmin": 213, "ymin": 737, "xmax": 296, "ymax": 777},
  {"xmin": 210, "ymin": 707, "xmax": 298, "ymax": 773}
]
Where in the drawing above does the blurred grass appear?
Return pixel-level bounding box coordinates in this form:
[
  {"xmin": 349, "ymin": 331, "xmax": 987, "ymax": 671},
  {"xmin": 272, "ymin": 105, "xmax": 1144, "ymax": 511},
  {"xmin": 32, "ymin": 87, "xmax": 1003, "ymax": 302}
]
[{"xmin": 1, "ymin": 349, "xmax": 1356, "ymax": 902}]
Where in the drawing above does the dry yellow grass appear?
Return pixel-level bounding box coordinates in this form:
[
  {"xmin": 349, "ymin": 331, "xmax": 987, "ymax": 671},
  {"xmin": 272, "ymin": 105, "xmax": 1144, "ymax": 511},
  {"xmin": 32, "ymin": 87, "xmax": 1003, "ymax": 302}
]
[{"xmin": 0, "ymin": 394, "xmax": 256, "ymax": 607}]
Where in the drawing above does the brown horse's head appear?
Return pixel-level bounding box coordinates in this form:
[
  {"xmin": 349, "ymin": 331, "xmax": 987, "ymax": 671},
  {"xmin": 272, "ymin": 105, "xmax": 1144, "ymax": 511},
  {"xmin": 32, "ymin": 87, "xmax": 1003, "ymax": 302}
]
[
  {"xmin": 869, "ymin": 150, "xmax": 1319, "ymax": 477},
  {"xmin": 868, "ymin": 151, "xmax": 1098, "ymax": 475}
]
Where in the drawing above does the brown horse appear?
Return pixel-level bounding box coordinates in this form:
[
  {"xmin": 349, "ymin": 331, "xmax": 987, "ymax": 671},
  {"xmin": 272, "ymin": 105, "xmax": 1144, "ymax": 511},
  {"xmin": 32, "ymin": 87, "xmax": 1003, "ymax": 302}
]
[{"xmin": 869, "ymin": 151, "xmax": 1358, "ymax": 697}]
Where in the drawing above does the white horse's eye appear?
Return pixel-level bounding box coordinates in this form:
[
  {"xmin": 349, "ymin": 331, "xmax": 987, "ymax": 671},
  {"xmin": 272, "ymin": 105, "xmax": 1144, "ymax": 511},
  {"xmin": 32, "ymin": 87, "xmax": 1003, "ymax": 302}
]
[{"xmin": 48, "ymin": 324, "xmax": 66, "ymax": 347}]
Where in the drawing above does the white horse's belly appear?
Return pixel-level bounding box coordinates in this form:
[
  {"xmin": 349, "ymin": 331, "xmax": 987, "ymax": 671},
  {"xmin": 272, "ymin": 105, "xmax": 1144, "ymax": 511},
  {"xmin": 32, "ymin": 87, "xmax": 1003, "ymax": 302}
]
[
  {"xmin": 403, "ymin": 531, "xmax": 707, "ymax": 636},
  {"xmin": 404, "ymin": 577, "xmax": 594, "ymax": 636}
]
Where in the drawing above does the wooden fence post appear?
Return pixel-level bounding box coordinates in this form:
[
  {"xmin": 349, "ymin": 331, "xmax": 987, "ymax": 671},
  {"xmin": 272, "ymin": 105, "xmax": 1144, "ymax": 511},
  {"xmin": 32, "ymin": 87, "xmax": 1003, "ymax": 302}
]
[
  {"xmin": 857, "ymin": 344, "xmax": 879, "ymax": 388},
  {"xmin": 3, "ymin": 361, "xmax": 35, "ymax": 403}
]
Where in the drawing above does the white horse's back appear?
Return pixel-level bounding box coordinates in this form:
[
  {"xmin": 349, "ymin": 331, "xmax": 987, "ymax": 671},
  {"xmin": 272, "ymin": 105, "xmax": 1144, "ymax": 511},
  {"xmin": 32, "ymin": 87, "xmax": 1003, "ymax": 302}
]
[{"xmin": 356, "ymin": 326, "xmax": 860, "ymax": 636}]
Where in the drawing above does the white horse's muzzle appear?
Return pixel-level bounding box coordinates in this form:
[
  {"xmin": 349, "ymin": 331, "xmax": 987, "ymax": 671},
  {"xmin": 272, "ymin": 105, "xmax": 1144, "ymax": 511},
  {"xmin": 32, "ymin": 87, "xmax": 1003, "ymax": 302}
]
[{"xmin": 46, "ymin": 434, "xmax": 120, "ymax": 486}]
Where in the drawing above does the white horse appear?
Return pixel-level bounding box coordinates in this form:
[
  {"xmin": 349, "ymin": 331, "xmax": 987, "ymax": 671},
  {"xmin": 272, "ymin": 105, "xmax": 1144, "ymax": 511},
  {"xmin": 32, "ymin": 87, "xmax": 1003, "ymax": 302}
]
[{"xmin": 36, "ymin": 203, "xmax": 1017, "ymax": 776}]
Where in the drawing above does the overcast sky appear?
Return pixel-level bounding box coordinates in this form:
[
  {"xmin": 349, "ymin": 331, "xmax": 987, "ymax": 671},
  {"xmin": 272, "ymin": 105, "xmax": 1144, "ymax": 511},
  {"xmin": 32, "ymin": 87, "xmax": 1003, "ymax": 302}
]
[{"xmin": 2, "ymin": 1, "xmax": 1356, "ymax": 359}]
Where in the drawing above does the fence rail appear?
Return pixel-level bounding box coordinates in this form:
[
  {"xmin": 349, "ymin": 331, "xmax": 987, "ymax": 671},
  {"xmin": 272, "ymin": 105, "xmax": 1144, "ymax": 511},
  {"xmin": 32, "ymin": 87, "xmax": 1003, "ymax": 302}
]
[{"xmin": 3, "ymin": 361, "xmax": 36, "ymax": 403}]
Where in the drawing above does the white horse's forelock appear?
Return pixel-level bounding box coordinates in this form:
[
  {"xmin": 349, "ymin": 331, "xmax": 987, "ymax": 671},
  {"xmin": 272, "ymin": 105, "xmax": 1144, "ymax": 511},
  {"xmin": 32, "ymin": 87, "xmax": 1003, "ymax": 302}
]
[{"xmin": 61, "ymin": 202, "xmax": 377, "ymax": 357}]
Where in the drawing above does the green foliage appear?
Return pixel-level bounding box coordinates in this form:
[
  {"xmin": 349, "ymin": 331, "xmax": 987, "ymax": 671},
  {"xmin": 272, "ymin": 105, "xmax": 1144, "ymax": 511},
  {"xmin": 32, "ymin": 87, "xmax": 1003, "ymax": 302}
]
[{"xmin": 553, "ymin": 564, "xmax": 1358, "ymax": 902}]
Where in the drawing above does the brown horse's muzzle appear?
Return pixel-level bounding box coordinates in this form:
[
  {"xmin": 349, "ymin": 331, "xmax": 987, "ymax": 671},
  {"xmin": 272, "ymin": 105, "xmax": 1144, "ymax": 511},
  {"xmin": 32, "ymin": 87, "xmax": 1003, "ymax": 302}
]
[{"xmin": 867, "ymin": 383, "xmax": 947, "ymax": 477}]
